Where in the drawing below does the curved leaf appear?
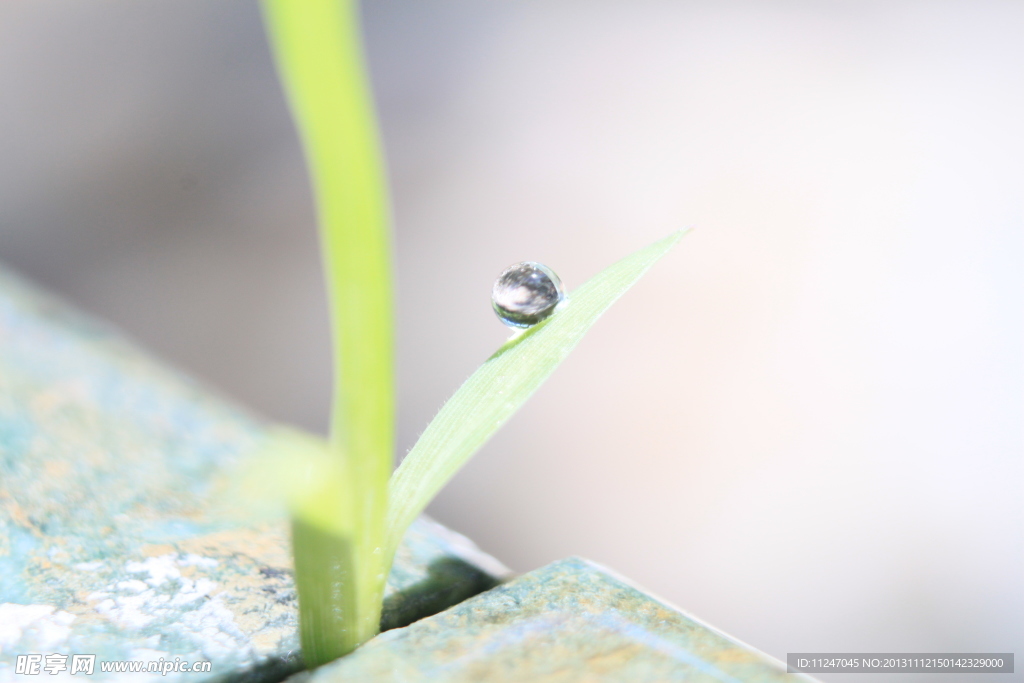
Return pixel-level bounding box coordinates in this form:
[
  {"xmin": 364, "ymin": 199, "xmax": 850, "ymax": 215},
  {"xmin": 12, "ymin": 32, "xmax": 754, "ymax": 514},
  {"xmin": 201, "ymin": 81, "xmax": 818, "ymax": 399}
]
[{"xmin": 385, "ymin": 231, "xmax": 687, "ymax": 556}]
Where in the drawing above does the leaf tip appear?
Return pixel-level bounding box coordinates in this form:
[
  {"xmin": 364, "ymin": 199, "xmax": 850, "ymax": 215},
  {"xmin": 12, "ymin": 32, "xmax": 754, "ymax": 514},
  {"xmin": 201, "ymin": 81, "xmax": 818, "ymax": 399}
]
[{"xmin": 669, "ymin": 226, "xmax": 694, "ymax": 244}]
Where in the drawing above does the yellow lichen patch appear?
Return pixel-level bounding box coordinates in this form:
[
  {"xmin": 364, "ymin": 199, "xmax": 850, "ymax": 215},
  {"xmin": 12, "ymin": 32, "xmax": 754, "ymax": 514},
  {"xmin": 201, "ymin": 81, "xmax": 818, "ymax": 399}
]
[
  {"xmin": 141, "ymin": 544, "xmax": 176, "ymax": 558},
  {"xmin": 43, "ymin": 458, "xmax": 72, "ymax": 479},
  {"xmin": 178, "ymin": 522, "xmax": 291, "ymax": 570},
  {"xmin": 1, "ymin": 497, "xmax": 37, "ymax": 533},
  {"xmin": 48, "ymin": 547, "xmax": 71, "ymax": 564},
  {"xmin": 249, "ymin": 629, "xmax": 285, "ymax": 655},
  {"xmin": 29, "ymin": 381, "xmax": 87, "ymax": 415}
]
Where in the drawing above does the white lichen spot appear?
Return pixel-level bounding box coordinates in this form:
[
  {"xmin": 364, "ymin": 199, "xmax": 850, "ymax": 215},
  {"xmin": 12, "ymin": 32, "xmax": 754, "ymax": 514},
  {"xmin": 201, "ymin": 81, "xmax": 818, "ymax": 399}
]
[
  {"xmin": 115, "ymin": 580, "xmax": 149, "ymax": 593},
  {"xmin": 179, "ymin": 554, "xmax": 218, "ymax": 569},
  {"xmin": 94, "ymin": 595, "xmax": 156, "ymax": 629},
  {"xmin": 0, "ymin": 604, "xmax": 75, "ymax": 651},
  {"xmin": 81, "ymin": 553, "xmax": 253, "ymax": 663},
  {"xmin": 177, "ymin": 599, "xmax": 251, "ymax": 661},
  {"xmin": 83, "ymin": 553, "xmax": 251, "ymax": 661},
  {"xmin": 74, "ymin": 561, "xmax": 104, "ymax": 572},
  {"xmin": 171, "ymin": 578, "xmax": 216, "ymax": 606},
  {"xmin": 125, "ymin": 554, "xmax": 181, "ymax": 587}
]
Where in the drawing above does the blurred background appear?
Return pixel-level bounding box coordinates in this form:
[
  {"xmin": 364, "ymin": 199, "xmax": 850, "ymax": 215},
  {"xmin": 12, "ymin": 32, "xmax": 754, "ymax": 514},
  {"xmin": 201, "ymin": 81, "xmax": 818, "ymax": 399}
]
[{"xmin": 1, "ymin": 1, "xmax": 1021, "ymax": 680}]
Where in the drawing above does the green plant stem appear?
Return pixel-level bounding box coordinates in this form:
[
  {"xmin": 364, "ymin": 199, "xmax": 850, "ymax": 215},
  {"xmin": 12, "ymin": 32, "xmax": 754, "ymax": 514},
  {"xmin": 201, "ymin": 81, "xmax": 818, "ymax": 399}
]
[
  {"xmin": 290, "ymin": 518, "xmax": 360, "ymax": 658},
  {"xmin": 261, "ymin": 0, "xmax": 394, "ymax": 665}
]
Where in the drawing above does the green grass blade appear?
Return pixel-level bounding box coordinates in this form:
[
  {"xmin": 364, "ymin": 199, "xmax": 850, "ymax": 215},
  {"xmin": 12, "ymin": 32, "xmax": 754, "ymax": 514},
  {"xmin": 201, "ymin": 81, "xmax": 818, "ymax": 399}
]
[
  {"xmin": 385, "ymin": 231, "xmax": 687, "ymax": 557},
  {"xmin": 260, "ymin": 0, "xmax": 394, "ymax": 663},
  {"xmin": 260, "ymin": 0, "xmax": 394, "ymax": 515}
]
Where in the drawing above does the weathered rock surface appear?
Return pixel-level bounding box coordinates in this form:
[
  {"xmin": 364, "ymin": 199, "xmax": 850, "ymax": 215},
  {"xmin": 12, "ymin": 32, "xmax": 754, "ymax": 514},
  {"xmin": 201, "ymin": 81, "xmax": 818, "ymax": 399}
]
[
  {"xmin": 293, "ymin": 557, "xmax": 812, "ymax": 683},
  {"xmin": 0, "ymin": 269, "xmax": 508, "ymax": 681}
]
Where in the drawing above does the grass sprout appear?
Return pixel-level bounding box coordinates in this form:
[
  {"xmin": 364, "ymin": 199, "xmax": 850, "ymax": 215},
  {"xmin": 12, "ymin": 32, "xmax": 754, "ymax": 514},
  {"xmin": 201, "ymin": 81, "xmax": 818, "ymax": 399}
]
[
  {"xmin": 261, "ymin": 0, "xmax": 392, "ymax": 664},
  {"xmin": 258, "ymin": 0, "xmax": 686, "ymax": 668}
]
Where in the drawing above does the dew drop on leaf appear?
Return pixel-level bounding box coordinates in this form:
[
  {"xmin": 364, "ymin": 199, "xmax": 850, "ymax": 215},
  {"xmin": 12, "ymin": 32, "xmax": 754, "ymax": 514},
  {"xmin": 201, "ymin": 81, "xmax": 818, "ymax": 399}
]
[{"xmin": 491, "ymin": 262, "xmax": 565, "ymax": 328}]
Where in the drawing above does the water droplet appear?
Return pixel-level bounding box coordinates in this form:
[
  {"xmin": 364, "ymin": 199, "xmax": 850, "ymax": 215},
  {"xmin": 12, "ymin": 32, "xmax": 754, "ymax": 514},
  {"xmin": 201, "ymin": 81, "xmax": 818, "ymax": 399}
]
[{"xmin": 491, "ymin": 262, "xmax": 565, "ymax": 328}]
